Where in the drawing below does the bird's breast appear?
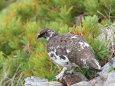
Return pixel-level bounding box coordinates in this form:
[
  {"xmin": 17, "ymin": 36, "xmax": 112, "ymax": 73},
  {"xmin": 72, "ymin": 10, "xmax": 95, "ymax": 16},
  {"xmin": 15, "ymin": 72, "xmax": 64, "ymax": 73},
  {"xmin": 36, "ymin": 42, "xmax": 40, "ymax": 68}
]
[{"xmin": 47, "ymin": 46, "xmax": 70, "ymax": 67}]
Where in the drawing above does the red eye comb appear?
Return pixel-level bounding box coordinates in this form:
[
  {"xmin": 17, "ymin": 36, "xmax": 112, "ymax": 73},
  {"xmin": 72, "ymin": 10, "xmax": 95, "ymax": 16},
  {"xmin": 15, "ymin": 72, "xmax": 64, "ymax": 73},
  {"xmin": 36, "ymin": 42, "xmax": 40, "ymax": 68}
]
[{"xmin": 40, "ymin": 30, "xmax": 46, "ymax": 35}]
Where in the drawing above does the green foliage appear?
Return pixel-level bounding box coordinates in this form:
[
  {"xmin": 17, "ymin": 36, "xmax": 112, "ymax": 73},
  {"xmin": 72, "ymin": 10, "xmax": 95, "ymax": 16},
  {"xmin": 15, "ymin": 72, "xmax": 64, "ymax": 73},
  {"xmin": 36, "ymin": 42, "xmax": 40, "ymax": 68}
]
[
  {"xmin": 89, "ymin": 39, "xmax": 109, "ymax": 61},
  {"xmin": 99, "ymin": 0, "xmax": 115, "ymax": 19},
  {"xmin": 0, "ymin": 52, "xmax": 5, "ymax": 77},
  {"xmin": 77, "ymin": 68, "xmax": 97, "ymax": 79},
  {"xmin": 14, "ymin": 3, "xmax": 36, "ymax": 21},
  {"xmin": 109, "ymin": 66, "xmax": 115, "ymax": 72},
  {"xmin": 0, "ymin": 0, "xmax": 5, "ymax": 10},
  {"xmin": 0, "ymin": 0, "xmax": 113, "ymax": 85},
  {"xmin": 82, "ymin": 15, "xmax": 100, "ymax": 38},
  {"xmin": 83, "ymin": 0, "xmax": 115, "ymax": 19},
  {"xmin": 84, "ymin": 0, "xmax": 99, "ymax": 15}
]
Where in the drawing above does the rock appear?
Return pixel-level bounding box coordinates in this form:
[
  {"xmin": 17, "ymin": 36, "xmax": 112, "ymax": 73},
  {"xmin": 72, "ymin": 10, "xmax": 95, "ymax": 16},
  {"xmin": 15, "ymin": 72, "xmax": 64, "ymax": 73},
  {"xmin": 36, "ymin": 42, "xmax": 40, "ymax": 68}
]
[
  {"xmin": 75, "ymin": 15, "xmax": 85, "ymax": 26},
  {"xmin": 98, "ymin": 57, "xmax": 115, "ymax": 76},
  {"xmin": 72, "ymin": 81, "xmax": 92, "ymax": 86},
  {"xmin": 28, "ymin": 81, "xmax": 63, "ymax": 86},
  {"xmin": 59, "ymin": 72, "xmax": 87, "ymax": 86},
  {"xmin": 89, "ymin": 76, "xmax": 104, "ymax": 86},
  {"xmin": 25, "ymin": 76, "xmax": 48, "ymax": 82},
  {"xmin": 25, "ymin": 76, "xmax": 63, "ymax": 86},
  {"xmin": 103, "ymin": 72, "xmax": 115, "ymax": 86}
]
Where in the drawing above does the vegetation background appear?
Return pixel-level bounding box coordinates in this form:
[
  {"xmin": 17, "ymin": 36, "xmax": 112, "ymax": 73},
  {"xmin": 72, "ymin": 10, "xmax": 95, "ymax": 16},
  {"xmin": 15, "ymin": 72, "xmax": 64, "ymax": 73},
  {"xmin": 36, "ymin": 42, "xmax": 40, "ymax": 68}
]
[{"xmin": 0, "ymin": 0, "xmax": 114, "ymax": 86}]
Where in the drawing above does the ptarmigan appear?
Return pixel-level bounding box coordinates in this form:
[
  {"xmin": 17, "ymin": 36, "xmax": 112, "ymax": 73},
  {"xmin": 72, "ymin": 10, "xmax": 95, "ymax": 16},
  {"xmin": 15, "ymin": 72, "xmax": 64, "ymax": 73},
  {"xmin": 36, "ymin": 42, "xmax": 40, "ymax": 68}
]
[{"xmin": 37, "ymin": 28, "xmax": 101, "ymax": 80}]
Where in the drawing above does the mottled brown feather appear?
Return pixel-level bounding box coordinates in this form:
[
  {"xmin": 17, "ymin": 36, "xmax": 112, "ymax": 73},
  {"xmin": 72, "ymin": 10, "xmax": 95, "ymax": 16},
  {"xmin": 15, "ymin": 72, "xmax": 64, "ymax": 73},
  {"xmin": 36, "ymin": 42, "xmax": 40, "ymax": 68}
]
[{"xmin": 47, "ymin": 33, "xmax": 101, "ymax": 70}]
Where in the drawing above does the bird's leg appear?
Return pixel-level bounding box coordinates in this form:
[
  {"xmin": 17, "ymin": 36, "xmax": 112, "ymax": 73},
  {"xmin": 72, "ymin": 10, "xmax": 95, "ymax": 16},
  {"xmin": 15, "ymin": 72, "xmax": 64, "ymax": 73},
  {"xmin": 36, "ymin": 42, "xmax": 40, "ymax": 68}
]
[
  {"xmin": 56, "ymin": 67, "xmax": 67, "ymax": 80},
  {"xmin": 66, "ymin": 67, "xmax": 76, "ymax": 74},
  {"xmin": 66, "ymin": 64, "xmax": 78, "ymax": 75}
]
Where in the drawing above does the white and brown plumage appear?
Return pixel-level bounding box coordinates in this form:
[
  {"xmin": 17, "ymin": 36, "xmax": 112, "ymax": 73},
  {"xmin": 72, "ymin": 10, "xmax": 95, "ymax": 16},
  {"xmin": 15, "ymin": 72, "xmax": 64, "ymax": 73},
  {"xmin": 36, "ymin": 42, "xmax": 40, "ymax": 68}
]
[{"xmin": 37, "ymin": 29, "xmax": 101, "ymax": 80}]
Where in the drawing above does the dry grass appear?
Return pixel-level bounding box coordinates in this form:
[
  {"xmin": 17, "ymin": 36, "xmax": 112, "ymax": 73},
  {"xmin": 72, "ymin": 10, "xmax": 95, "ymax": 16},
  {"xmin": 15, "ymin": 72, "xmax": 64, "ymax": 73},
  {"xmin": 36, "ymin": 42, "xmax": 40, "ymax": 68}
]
[
  {"xmin": 98, "ymin": 25, "xmax": 115, "ymax": 65},
  {"xmin": 0, "ymin": 64, "xmax": 24, "ymax": 86}
]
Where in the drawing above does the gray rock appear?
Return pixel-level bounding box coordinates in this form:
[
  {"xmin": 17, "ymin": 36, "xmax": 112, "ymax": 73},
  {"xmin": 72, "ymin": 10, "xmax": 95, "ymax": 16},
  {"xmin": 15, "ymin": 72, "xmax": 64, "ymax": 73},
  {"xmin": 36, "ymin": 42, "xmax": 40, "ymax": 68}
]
[
  {"xmin": 89, "ymin": 77, "xmax": 104, "ymax": 86},
  {"xmin": 25, "ymin": 76, "xmax": 48, "ymax": 82},
  {"xmin": 75, "ymin": 15, "xmax": 85, "ymax": 26},
  {"xmin": 98, "ymin": 57, "xmax": 115, "ymax": 76},
  {"xmin": 72, "ymin": 72, "xmax": 88, "ymax": 81},
  {"xmin": 72, "ymin": 81, "xmax": 92, "ymax": 86},
  {"xmin": 104, "ymin": 72, "xmax": 115, "ymax": 86},
  {"xmin": 24, "ymin": 76, "xmax": 63, "ymax": 86},
  {"xmin": 25, "ymin": 81, "xmax": 63, "ymax": 86},
  {"xmin": 106, "ymin": 83, "xmax": 115, "ymax": 86}
]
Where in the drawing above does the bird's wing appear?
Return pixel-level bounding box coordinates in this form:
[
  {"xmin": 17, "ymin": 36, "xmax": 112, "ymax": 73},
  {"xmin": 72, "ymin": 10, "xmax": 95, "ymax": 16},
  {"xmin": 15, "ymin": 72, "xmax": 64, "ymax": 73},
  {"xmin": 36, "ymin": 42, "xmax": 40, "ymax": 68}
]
[{"xmin": 64, "ymin": 34, "xmax": 101, "ymax": 70}]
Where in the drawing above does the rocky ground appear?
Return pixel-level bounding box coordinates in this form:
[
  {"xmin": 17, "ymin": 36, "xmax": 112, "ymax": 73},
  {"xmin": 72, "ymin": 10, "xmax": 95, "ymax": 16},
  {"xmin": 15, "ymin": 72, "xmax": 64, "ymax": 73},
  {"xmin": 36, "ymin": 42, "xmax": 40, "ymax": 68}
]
[{"xmin": 25, "ymin": 57, "xmax": 115, "ymax": 86}]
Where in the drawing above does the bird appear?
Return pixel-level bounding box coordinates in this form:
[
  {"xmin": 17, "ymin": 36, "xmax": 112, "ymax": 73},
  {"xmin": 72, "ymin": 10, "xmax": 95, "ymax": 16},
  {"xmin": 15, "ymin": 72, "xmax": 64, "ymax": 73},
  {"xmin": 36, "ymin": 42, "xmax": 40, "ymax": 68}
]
[{"xmin": 37, "ymin": 28, "xmax": 101, "ymax": 80}]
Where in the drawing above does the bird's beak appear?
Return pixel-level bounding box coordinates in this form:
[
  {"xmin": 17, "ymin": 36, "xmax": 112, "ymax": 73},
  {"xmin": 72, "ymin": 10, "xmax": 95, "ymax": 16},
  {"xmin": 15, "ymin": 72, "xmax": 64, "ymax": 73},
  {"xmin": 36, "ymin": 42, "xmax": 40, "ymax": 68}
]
[{"xmin": 37, "ymin": 34, "xmax": 42, "ymax": 39}]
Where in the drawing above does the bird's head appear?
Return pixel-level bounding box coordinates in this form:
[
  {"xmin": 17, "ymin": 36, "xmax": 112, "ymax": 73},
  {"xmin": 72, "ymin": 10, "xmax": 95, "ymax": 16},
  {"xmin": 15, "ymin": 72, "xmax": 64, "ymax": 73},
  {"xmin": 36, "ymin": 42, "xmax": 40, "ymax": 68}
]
[{"xmin": 37, "ymin": 29, "xmax": 58, "ymax": 40}]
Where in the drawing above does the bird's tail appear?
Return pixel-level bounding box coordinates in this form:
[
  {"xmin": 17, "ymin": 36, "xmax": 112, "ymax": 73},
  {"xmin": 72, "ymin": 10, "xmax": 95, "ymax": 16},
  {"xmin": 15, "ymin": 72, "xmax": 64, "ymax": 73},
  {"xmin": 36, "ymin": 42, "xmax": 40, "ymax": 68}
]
[
  {"xmin": 94, "ymin": 68, "xmax": 102, "ymax": 72},
  {"xmin": 86, "ymin": 58, "xmax": 102, "ymax": 72}
]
